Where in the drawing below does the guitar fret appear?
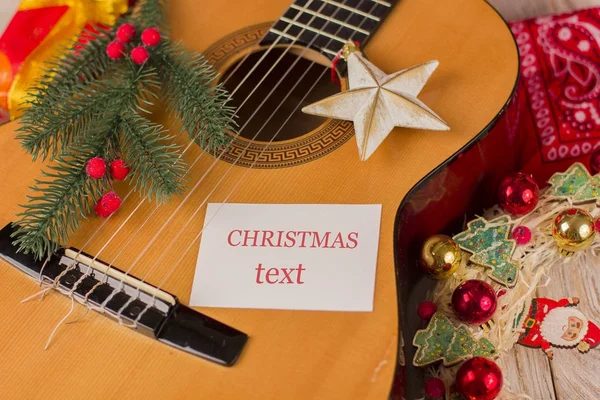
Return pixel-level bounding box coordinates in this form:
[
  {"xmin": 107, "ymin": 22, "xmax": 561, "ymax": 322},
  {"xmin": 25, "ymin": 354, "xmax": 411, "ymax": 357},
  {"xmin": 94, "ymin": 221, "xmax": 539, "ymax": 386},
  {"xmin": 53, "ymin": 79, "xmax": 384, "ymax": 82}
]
[
  {"xmin": 280, "ymin": 16, "xmax": 348, "ymax": 43},
  {"xmin": 289, "ymin": 4, "xmax": 370, "ymax": 35},
  {"xmin": 268, "ymin": 28, "xmax": 339, "ymax": 57},
  {"xmin": 320, "ymin": 0, "xmax": 380, "ymax": 21},
  {"xmin": 262, "ymin": 0, "xmax": 398, "ymax": 60}
]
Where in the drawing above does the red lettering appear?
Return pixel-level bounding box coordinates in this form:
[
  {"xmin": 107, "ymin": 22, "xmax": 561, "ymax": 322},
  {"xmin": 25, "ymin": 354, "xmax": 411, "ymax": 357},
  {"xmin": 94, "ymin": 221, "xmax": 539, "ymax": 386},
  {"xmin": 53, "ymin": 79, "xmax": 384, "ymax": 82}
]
[
  {"xmin": 256, "ymin": 264, "xmax": 306, "ymax": 285},
  {"xmin": 279, "ymin": 268, "xmax": 294, "ymax": 284},
  {"xmin": 347, "ymin": 232, "xmax": 358, "ymax": 249},
  {"xmin": 255, "ymin": 263, "xmax": 265, "ymax": 284},
  {"xmin": 276, "ymin": 230, "xmax": 284, "ymax": 247},
  {"xmin": 296, "ymin": 264, "xmax": 305, "ymax": 284},
  {"xmin": 227, "ymin": 229, "xmax": 242, "ymax": 246},
  {"xmin": 331, "ymin": 232, "xmax": 346, "ymax": 248},
  {"xmin": 242, "ymin": 229, "xmax": 259, "ymax": 247},
  {"xmin": 266, "ymin": 268, "xmax": 279, "ymax": 284},
  {"xmin": 284, "ymin": 231, "xmax": 297, "ymax": 248},
  {"xmin": 311, "ymin": 232, "xmax": 330, "ymax": 248},
  {"xmin": 297, "ymin": 231, "xmax": 311, "ymax": 248},
  {"xmin": 261, "ymin": 230, "xmax": 275, "ymax": 247}
]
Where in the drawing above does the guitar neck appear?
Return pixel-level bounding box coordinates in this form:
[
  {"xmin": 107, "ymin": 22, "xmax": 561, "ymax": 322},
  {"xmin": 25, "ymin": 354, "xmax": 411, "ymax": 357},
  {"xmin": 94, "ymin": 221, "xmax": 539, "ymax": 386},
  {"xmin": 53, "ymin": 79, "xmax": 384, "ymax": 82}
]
[{"xmin": 261, "ymin": 0, "xmax": 398, "ymax": 59}]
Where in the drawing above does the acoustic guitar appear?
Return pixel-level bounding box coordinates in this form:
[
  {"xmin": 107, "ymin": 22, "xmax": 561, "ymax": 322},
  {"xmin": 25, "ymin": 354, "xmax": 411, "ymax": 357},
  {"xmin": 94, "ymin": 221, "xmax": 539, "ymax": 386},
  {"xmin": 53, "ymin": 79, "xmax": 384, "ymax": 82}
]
[{"xmin": 0, "ymin": 0, "xmax": 518, "ymax": 398}]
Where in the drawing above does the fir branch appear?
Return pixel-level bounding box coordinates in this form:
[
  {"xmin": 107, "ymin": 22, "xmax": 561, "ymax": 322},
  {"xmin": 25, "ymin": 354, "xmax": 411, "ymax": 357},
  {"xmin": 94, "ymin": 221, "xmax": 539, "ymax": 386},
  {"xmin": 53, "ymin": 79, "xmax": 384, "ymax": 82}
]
[
  {"xmin": 131, "ymin": 0, "xmax": 169, "ymax": 30},
  {"xmin": 120, "ymin": 111, "xmax": 186, "ymax": 202},
  {"xmin": 16, "ymin": 24, "xmax": 116, "ymax": 160},
  {"xmin": 20, "ymin": 24, "xmax": 116, "ymax": 111},
  {"xmin": 13, "ymin": 2, "xmax": 237, "ymax": 259},
  {"xmin": 12, "ymin": 64, "xmax": 164, "ymax": 259},
  {"xmin": 18, "ymin": 84, "xmax": 121, "ymax": 160},
  {"xmin": 17, "ymin": 60, "xmax": 160, "ymax": 161},
  {"xmin": 155, "ymin": 39, "xmax": 236, "ymax": 153},
  {"xmin": 12, "ymin": 136, "xmax": 113, "ymax": 260}
]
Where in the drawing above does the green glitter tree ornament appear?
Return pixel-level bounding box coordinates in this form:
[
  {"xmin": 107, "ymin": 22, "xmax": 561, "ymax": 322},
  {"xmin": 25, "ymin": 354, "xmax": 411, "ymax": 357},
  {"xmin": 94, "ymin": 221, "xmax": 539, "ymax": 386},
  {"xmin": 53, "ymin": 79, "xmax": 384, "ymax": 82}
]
[
  {"xmin": 546, "ymin": 162, "xmax": 600, "ymax": 202},
  {"xmin": 413, "ymin": 313, "xmax": 497, "ymax": 367},
  {"xmin": 453, "ymin": 216, "xmax": 519, "ymax": 287}
]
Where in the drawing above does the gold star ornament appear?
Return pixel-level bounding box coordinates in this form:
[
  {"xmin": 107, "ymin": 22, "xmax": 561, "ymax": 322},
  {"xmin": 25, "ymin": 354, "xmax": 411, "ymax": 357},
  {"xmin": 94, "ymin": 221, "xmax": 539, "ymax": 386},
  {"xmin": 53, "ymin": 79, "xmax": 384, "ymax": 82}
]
[{"xmin": 302, "ymin": 52, "xmax": 450, "ymax": 161}]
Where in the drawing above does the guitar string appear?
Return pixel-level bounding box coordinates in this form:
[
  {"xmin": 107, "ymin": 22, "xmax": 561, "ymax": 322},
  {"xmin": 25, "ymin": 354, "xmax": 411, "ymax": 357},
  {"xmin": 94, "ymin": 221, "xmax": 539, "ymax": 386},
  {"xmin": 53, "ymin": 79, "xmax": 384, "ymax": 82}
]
[
  {"xmin": 83, "ymin": 0, "xmax": 338, "ymax": 273},
  {"xmin": 37, "ymin": 1, "xmax": 377, "ymax": 346},
  {"xmin": 71, "ymin": 0, "xmax": 325, "ymax": 265},
  {"xmin": 112, "ymin": 0, "xmax": 367, "ymax": 287},
  {"xmin": 146, "ymin": 2, "xmax": 378, "ymax": 300},
  {"xmin": 53, "ymin": 0, "xmax": 330, "ymax": 324},
  {"xmin": 82, "ymin": 1, "xmax": 372, "ymax": 320},
  {"xmin": 68, "ymin": 0, "xmax": 359, "ymax": 307},
  {"xmin": 152, "ymin": 61, "xmax": 338, "ymax": 296}
]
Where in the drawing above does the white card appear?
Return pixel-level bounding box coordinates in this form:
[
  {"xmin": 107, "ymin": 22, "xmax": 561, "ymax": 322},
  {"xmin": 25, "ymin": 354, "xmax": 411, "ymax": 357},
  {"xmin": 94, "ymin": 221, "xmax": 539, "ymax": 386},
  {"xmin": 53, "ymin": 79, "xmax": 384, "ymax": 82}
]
[{"xmin": 190, "ymin": 203, "xmax": 382, "ymax": 311}]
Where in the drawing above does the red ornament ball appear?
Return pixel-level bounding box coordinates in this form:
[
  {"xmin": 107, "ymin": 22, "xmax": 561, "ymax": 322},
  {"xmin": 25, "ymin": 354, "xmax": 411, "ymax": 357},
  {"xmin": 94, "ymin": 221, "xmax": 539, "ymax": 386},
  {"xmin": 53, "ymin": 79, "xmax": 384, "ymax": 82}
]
[
  {"xmin": 95, "ymin": 192, "xmax": 122, "ymax": 218},
  {"xmin": 116, "ymin": 23, "xmax": 136, "ymax": 43},
  {"xmin": 424, "ymin": 377, "xmax": 445, "ymax": 398},
  {"xmin": 497, "ymin": 172, "xmax": 539, "ymax": 215},
  {"xmin": 451, "ymin": 280, "xmax": 497, "ymax": 324},
  {"xmin": 141, "ymin": 27, "xmax": 161, "ymax": 46},
  {"xmin": 590, "ymin": 147, "xmax": 600, "ymax": 175},
  {"xmin": 110, "ymin": 159, "xmax": 130, "ymax": 180},
  {"xmin": 417, "ymin": 301, "xmax": 438, "ymax": 321},
  {"xmin": 106, "ymin": 40, "xmax": 125, "ymax": 60},
  {"xmin": 595, "ymin": 218, "xmax": 600, "ymax": 233},
  {"xmin": 456, "ymin": 357, "xmax": 503, "ymax": 400},
  {"xmin": 512, "ymin": 225, "xmax": 531, "ymax": 245},
  {"xmin": 85, "ymin": 157, "xmax": 106, "ymax": 179},
  {"xmin": 131, "ymin": 46, "xmax": 149, "ymax": 64}
]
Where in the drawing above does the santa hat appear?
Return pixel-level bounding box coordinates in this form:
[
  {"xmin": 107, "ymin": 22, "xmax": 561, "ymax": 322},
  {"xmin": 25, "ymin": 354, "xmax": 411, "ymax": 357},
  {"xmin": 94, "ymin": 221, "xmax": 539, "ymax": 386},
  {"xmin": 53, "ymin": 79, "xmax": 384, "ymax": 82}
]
[
  {"xmin": 583, "ymin": 319, "xmax": 600, "ymax": 348},
  {"xmin": 540, "ymin": 307, "xmax": 588, "ymax": 347}
]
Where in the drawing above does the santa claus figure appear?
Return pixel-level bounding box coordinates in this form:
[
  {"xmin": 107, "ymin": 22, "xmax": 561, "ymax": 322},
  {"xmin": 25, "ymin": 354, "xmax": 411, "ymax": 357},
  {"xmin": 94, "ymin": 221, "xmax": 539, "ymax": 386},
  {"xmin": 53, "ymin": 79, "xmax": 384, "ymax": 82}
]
[{"xmin": 517, "ymin": 297, "xmax": 600, "ymax": 359}]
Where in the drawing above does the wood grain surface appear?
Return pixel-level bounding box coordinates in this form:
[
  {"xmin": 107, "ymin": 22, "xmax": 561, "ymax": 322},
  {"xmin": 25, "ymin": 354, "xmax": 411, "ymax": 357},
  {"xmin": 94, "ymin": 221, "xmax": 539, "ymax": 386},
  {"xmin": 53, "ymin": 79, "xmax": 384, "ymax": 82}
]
[
  {"xmin": 541, "ymin": 260, "xmax": 600, "ymax": 399},
  {"xmin": 501, "ymin": 255, "xmax": 600, "ymax": 400},
  {"xmin": 489, "ymin": 0, "xmax": 600, "ymax": 21}
]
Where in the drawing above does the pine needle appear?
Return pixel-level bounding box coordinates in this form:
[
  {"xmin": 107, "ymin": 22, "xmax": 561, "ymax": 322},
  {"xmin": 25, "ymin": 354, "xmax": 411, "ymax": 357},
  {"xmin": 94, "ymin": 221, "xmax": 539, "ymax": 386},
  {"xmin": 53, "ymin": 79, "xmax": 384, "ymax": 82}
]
[{"xmin": 13, "ymin": 3, "xmax": 235, "ymax": 260}]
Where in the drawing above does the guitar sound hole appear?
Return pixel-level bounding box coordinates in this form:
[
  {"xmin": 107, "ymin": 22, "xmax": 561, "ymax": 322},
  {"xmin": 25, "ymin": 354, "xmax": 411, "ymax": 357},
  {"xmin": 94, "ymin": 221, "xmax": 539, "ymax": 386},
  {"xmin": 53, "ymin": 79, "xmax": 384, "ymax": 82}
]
[{"xmin": 221, "ymin": 47, "xmax": 340, "ymax": 142}]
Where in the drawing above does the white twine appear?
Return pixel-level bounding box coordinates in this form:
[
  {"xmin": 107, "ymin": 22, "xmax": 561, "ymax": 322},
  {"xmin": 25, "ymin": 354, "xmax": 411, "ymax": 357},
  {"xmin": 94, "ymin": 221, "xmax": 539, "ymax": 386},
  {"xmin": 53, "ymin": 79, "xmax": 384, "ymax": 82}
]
[{"xmin": 426, "ymin": 190, "xmax": 599, "ymax": 399}]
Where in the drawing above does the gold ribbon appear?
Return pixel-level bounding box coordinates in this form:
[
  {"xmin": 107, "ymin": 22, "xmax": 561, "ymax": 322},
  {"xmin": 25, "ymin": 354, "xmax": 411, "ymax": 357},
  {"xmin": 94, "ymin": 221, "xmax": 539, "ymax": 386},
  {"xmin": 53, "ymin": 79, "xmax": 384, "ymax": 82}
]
[{"xmin": 8, "ymin": 0, "xmax": 128, "ymax": 118}]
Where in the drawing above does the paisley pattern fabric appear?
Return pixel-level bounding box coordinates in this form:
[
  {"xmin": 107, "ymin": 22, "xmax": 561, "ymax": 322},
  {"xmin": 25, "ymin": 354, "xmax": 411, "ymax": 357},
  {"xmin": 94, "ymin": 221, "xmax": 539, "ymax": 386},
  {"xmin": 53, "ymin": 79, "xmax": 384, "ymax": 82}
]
[{"xmin": 511, "ymin": 8, "xmax": 600, "ymax": 163}]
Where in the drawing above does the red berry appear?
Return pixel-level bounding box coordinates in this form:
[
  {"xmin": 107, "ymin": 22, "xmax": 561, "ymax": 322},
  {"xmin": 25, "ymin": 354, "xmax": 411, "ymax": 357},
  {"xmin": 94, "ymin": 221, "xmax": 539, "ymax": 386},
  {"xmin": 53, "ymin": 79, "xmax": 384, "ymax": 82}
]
[
  {"xmin": 85, "ymin": 157, "xmax": 106, "ymax": 179},
  {"xmin": 95, "ymin": 202, "xmax": 111, "ymax": 218},
  {"xmin": 116, "ymin": 23, "xmax": 136, "ymax": 43},
  {"xmin": 141, "ymin": 27, "xmax": 160, "ymax": 47},
  {"xmin": 417, "ymin": 301, "xmax": 438, "ymax": 321},
  {"xmin": 106, "ymin": 40, "xmax": 125, "ymax": 60},
  {"xmin": 131, "ymin": 46, "xmax": 149, "ymax": 64},
  {"xmin": 110, "ymin": 159, "xmax": 130, "ymax": 180},
  {"xmin": 512, "ymin": 225, "xmax": 531, "ymax": 245},
  {"xmin": 424, "ymin": 378, "xmax": 445, "ymax": 398},
  {"xmin": 95, "ymin": 192, "xmax": 122, "ymax": 218}
]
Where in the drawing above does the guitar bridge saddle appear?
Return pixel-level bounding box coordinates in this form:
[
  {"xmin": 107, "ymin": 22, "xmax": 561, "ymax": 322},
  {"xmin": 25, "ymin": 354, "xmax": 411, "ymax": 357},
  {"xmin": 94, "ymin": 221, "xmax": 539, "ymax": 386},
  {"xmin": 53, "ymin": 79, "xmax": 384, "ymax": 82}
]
[{"xmin": 0, "ymin": 223, "xmax": 248, "ymax": 366}]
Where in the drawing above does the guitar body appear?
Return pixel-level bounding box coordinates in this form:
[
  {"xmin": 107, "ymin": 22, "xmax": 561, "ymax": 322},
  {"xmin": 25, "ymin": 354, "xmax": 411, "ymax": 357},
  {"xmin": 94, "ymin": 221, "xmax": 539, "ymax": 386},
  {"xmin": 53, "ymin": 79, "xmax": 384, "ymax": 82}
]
[{"xmin": 0, "ymin": 1, "xmax": 517, "ymax": 399}]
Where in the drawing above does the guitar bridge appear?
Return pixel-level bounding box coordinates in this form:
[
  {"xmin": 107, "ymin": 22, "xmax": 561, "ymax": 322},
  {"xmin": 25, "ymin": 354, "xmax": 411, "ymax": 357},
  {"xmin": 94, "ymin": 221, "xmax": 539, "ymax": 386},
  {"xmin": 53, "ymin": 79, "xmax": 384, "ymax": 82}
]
[{"xmin": 0, "ymin": 223, "xmax": 248, "ymax": 366}]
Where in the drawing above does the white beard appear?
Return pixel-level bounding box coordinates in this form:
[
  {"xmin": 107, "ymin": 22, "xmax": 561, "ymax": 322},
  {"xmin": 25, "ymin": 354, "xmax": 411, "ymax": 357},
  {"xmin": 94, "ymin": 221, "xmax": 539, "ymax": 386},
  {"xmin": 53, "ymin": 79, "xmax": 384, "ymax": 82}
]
[{"xmin": 540, "ymin": 307, "xmax": 588, "ymax": 347}]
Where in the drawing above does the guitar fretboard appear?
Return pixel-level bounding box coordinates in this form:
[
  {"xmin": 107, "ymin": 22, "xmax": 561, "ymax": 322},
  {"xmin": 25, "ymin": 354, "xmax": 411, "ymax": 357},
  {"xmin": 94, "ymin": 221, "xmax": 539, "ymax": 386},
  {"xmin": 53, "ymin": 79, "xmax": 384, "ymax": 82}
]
[{"xmin": 261, "ymin": 0, "xmax": 398, "ymax": 59}]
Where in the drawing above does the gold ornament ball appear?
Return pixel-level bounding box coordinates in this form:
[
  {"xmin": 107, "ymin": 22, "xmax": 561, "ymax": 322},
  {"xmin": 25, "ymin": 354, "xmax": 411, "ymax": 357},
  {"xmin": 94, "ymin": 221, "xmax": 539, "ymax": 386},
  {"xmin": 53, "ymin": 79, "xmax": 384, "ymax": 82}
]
[
  {"xmin": 552, "ymin": 208, "xmax": 596, "ymax": 256},
  {"xmin": 419, "ymin": 234, "xmax": 462, "ymax": 279}
]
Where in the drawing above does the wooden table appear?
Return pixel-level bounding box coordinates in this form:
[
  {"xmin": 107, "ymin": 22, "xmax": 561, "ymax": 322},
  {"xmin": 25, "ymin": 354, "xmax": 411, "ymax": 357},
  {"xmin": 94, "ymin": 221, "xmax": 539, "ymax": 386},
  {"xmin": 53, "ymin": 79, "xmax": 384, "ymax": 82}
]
[{"xmin": 501, "ymin": 261, "xmax": 600, "ymax": 399}]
